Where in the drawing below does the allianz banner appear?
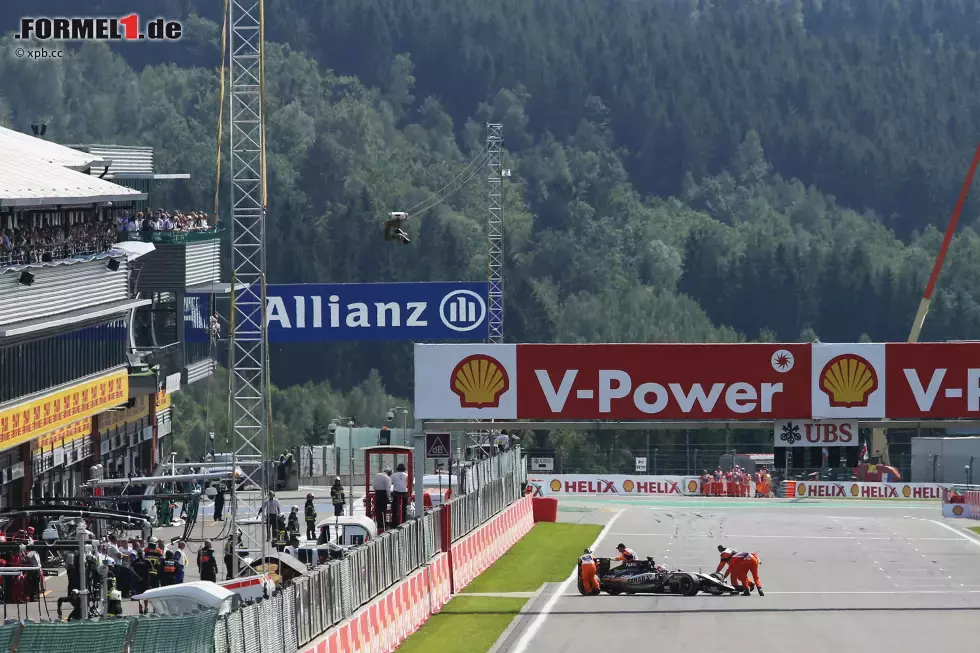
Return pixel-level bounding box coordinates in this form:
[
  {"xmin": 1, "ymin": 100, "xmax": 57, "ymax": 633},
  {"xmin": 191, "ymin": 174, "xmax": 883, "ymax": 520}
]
[{"xmin": 187, "ymin": 282, "xmax": 490, "ymax": 342}]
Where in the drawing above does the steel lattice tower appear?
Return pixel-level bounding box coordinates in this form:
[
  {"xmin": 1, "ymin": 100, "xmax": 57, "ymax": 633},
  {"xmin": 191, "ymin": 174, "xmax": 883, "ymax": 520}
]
[
  {"xmin": 227, "ymin": 0, "xmax": 269, "ymax": 574},
  {"xmin": 486, "ymin": 124, "xmax": 504, "ymax": 343}
]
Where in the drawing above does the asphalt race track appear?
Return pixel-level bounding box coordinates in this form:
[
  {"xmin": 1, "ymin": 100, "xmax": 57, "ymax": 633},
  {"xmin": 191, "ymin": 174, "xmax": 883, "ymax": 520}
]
[{"xmin": 502, "ymin": 500, "xmax": 980, "ymax": 653}]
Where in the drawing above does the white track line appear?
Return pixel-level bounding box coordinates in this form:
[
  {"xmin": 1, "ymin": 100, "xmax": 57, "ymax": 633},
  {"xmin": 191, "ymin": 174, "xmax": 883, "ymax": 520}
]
[
  {"xmin": 510, "ymin": 510, "xmax": 624, "ymax": 653},
  {"xmin": 610, "ymin": 533, "xmax": 962, "ymax": 541},
  {"xmin": 928, "ymin": 520, "xmax": 980, "ymax": 549},
  {"xmin": 764, "ymin": 590, "xmax": 980, "ymax": 595}
]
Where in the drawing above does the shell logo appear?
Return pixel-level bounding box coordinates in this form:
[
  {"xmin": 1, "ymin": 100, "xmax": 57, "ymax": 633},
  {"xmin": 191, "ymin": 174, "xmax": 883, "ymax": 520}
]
[
  {"xmin": 797, "ymin": 483, "xmax": 806, "ymax": 496},
  {"xmin": 902, "ymin": 485, "xmax": 911, "ymax": 498},
  {"xmin": 450, "ymin": 354, "xmax": 510, "ymax": 408},
  {"xmin": 850, "ymin": 484, "xmax": 859, "ymax": 496},
  {"xmin": 688, "ymin": 479, "xmax": 698, "ymax": 493},
  {"xmin": 549, "ymin": 479, "xmax": 562, "ymax": 492},
  {"xmin": 952, "ymin": 505, "xmax": 964, "ymax": 516},
  {"xmin": 623, "ymin": 480, "xmax": 635, "ymax": 492},
  {"xmin": 819, "ymin": 353, "xmax": 878, "ymax": 408}
]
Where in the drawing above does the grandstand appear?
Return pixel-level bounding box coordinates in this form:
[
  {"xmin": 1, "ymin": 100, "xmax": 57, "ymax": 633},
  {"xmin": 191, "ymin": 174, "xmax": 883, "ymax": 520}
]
[{"xmin": 0, "ymin": 125, "xmax": 218, "ymax": 508}]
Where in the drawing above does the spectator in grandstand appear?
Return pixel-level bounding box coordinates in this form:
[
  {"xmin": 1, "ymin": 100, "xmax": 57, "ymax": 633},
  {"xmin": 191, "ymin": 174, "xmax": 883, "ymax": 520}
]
[{"xmin": 0, "ymin": 217, "xmax": 116, "ymax": 266}]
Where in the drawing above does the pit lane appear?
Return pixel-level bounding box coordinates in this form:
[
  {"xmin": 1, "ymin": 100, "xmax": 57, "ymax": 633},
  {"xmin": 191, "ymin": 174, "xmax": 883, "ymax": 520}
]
[{"xmin": 500, "ymin": 501, "xmax": 980, "ymax": 653}]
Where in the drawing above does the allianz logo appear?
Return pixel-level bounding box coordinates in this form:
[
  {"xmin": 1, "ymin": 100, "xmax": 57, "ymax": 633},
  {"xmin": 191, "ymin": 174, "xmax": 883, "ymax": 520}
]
[{"xmin": 264, "ymin": 290, "xmax": 487, "ymax": 331}]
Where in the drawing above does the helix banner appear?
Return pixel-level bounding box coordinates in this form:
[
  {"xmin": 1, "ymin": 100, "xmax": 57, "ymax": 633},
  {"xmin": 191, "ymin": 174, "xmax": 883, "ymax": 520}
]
[
  {"xmin": 793, "ymin": 480, "xmax": 955, "ymax": 500},
  {"xmin": 414, "ymin": 342, "xmax": 980, "ymax": 421},
  {"xmin": 300, "ymin": 496, "xmax": 533, "ymax": 653}
]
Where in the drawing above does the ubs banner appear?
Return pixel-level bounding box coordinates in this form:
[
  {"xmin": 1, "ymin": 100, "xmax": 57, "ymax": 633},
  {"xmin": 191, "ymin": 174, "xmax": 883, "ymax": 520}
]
[{"xmin": 187, "ymin": 282, "xmax": 490, "ymax": 342}]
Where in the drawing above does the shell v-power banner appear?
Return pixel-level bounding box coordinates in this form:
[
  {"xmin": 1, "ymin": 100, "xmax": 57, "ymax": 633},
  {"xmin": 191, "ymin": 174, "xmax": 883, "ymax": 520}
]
[{"xmin": 413, "ymin": 342, "xmax": 980, "ymax": 421}]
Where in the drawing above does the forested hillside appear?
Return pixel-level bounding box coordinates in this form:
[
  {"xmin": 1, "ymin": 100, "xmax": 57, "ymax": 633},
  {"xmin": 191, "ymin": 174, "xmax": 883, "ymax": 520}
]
[{"xmin": 7, "ymin": 0, "xmax": 980, "ymax": 456}]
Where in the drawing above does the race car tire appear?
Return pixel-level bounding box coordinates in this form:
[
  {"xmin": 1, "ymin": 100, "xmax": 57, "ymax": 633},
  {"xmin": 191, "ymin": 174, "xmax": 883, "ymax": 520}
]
[
  {"xmin": 577, "ymin": 577, "xmax": 587, "ymax": 595},
  {"xmin": 590, "ymin": 588, "xmax": 601, "ymax": 596},
  {"xmin": 676, "ymin": 574, "xmax": 699, "ymax": 597}
]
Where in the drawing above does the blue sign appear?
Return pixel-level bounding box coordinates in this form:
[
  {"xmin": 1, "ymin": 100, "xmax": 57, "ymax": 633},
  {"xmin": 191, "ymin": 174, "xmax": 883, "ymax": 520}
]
[{"xmin": 187, "ymin": 282, "xmax": 490, "ymax": 342}]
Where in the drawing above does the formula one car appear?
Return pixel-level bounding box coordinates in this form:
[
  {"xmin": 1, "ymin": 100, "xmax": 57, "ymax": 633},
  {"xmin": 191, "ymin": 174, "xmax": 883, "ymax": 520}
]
[{"xmin": 577, "ymin": 557, "xmax": 738, "ymax": 597}]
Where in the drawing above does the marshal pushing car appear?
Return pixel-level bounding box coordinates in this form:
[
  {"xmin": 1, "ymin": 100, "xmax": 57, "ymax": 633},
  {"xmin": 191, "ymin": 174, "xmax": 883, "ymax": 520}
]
[{"xmin": 577, "ymin": 556, "xmax": 738, "ymax": 597}]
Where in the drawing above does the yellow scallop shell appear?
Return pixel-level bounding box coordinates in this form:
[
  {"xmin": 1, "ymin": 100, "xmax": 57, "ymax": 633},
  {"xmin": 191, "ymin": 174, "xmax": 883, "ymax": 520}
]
[
  {"xmin": 550, "ymin": 479, "xmax": 561, "ymax": 492},
  {"xmin": 819, "ymin": 354, "xmax": 878, "ymax": 407},
  {"xmin": 450, "ymin": 354, "xmax": 510, "ymax": 408}
]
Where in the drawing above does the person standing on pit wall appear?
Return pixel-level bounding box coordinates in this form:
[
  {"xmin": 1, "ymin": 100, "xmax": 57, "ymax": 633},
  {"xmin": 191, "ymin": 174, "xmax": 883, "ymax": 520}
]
[
  {"xmin": 213, "ymin": 481, "xmax": 225, "ymax": 521},
  {"xmin": 144, "ymin": 537, "xmax": 164, "ymax": 589},
  {"xmin": 304, "ymin": 493, "xmax": 317, "ymax": 540},
  {"xmin": 373, "ymin": 468, "xmax": 392, "ymax": 532},
  {"xmin": 198, "ymin": 540, "xmax": 218, "ymax": 582},
  {"xmin": 173, "ymin": 541, "xmax": 187, "ymax": 584},
  {"xmin": 391, "ymin": 463, "xmax": 410, "ymax": 527},
  {"xmin": 330, "ymin": 478, "xmax": 346, "ymax": 517},
  {"xmin": 287, "ymin": 505, "xmax": 301, "ymax": 542},
  {"xmin": 160, "ymin": 551, "xmax": 178, "ymax": 587},
  {"xmin": 259, "ymin": 491, "xmax": 281, "ymax": 541}
]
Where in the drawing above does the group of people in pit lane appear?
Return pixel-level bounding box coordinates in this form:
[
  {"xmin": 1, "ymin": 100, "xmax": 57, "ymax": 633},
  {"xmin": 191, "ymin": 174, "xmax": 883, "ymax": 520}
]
[
  {"xmin": 701, "ymin": 467, "xmax": 772, "ymax": 497},
  {"xmin": 577, "ymin": 542, "xmax": 763, "ymax": 596}
]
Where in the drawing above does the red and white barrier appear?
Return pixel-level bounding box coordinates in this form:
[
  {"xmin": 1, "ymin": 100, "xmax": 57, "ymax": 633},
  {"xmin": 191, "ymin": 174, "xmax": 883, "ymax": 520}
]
[
  {"xmin": 300, "ymin": 496, "xmax": 534, "ymax": 653},
  {"xmin": 452, "ymin": 495, "xmax": 534, "ymax": 590},
  {"xmin": 942, "ymin": 489, "xmax": 980, "ymax": 519}
]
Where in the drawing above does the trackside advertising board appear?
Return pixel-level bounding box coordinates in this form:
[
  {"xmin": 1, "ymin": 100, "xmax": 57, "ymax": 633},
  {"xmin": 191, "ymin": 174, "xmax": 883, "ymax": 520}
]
[
  {"xmin": 793, "ymin": 481, "xmax": 955, "ymax": 499},
  {"xmin": 527, "ymin": 476, "xmax": 956, "ymax": 501},
  {"xmin": 414, "ymin": 342, "xmax": 980, "ymax": 421},
  {"xmin": 527, "ymin": 475, "xmax": 704, "ymax": 497},
  {"xmin": 187, "ymin": 282, "xmax": 490, "ymax": 342}
]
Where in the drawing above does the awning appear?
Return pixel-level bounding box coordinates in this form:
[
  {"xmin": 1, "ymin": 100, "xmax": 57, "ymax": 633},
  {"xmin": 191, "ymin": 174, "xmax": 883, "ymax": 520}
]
[
  {"xmin": 0, "ymin": 298, "xmax": 150, "ymax": 337},
  {"xmin": 112, "ymin": 241, "xmax": 156, "ymax": 261}
]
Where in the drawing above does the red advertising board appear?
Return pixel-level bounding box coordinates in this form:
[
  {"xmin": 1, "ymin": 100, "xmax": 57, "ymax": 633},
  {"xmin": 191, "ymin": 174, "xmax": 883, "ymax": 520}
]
[
  {"xmin": 515, "ymin": 344, "xmax": 811, "ymax": 420},
  {"xmin": 885, "ymin": 342, "xmax": 980, "ymax": 419}
]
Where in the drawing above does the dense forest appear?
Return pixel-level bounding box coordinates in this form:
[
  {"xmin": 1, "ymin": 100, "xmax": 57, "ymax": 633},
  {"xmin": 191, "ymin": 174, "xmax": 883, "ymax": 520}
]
[{"xmin": 6, "ymin": 0, "xmax": 980, "ymax": 459}]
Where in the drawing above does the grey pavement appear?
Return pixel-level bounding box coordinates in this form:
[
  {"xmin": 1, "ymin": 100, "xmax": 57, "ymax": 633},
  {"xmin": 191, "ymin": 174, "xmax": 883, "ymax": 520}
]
[{"xmin": 493, "ymin": 498, "xmax": 980, "ymax": 653}]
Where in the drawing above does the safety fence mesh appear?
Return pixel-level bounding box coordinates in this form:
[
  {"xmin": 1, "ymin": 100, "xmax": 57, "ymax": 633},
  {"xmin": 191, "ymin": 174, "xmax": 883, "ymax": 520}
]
[
  {"xmin": 130, "ymin": 609, "xmax": 219, "ymax": 653},
  {"xmin": 10, "ymin": 617, "xmax": 133, "ymax": 653}
]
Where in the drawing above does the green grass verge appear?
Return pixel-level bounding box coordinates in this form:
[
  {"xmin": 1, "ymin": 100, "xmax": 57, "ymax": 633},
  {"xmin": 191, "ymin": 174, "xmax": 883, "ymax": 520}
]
[
  {"xmin": 463, "ymin": 522, "xmax": 603, "ymax": 593},
  {"xmin": 395, "ymin": 597, "xmax": 527, "ymax": 653},
  {"xmin": 968, "ymin": 526, "xmax": 980, "ymax": 536}
]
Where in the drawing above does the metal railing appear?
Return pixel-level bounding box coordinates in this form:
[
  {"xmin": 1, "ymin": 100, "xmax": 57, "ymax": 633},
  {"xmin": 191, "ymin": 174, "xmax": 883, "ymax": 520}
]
[
  {"xmin": 289, "ymin": 450, "xmax": 524, "ymax": 648},
  {"xmin": 118, "ymin": 228, "xmax": 223, "ymax": 245}
]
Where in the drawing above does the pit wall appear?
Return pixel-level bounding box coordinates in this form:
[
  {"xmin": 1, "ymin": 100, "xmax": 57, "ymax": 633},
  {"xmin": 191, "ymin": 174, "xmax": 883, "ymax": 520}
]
[
  {"xmin": 299, "ymin": 496, "xmax": 534, "ymax": 653},
  {"xmin": 529, "ymin": 474, "xmax": 961, "ymax": 501}
]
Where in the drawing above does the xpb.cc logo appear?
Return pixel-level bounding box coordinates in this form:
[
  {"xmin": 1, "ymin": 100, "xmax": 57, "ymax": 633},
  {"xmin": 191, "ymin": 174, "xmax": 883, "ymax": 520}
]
[{"xmin": 439, "ymin": 290, "xmax": 487, "ymax": 332}]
